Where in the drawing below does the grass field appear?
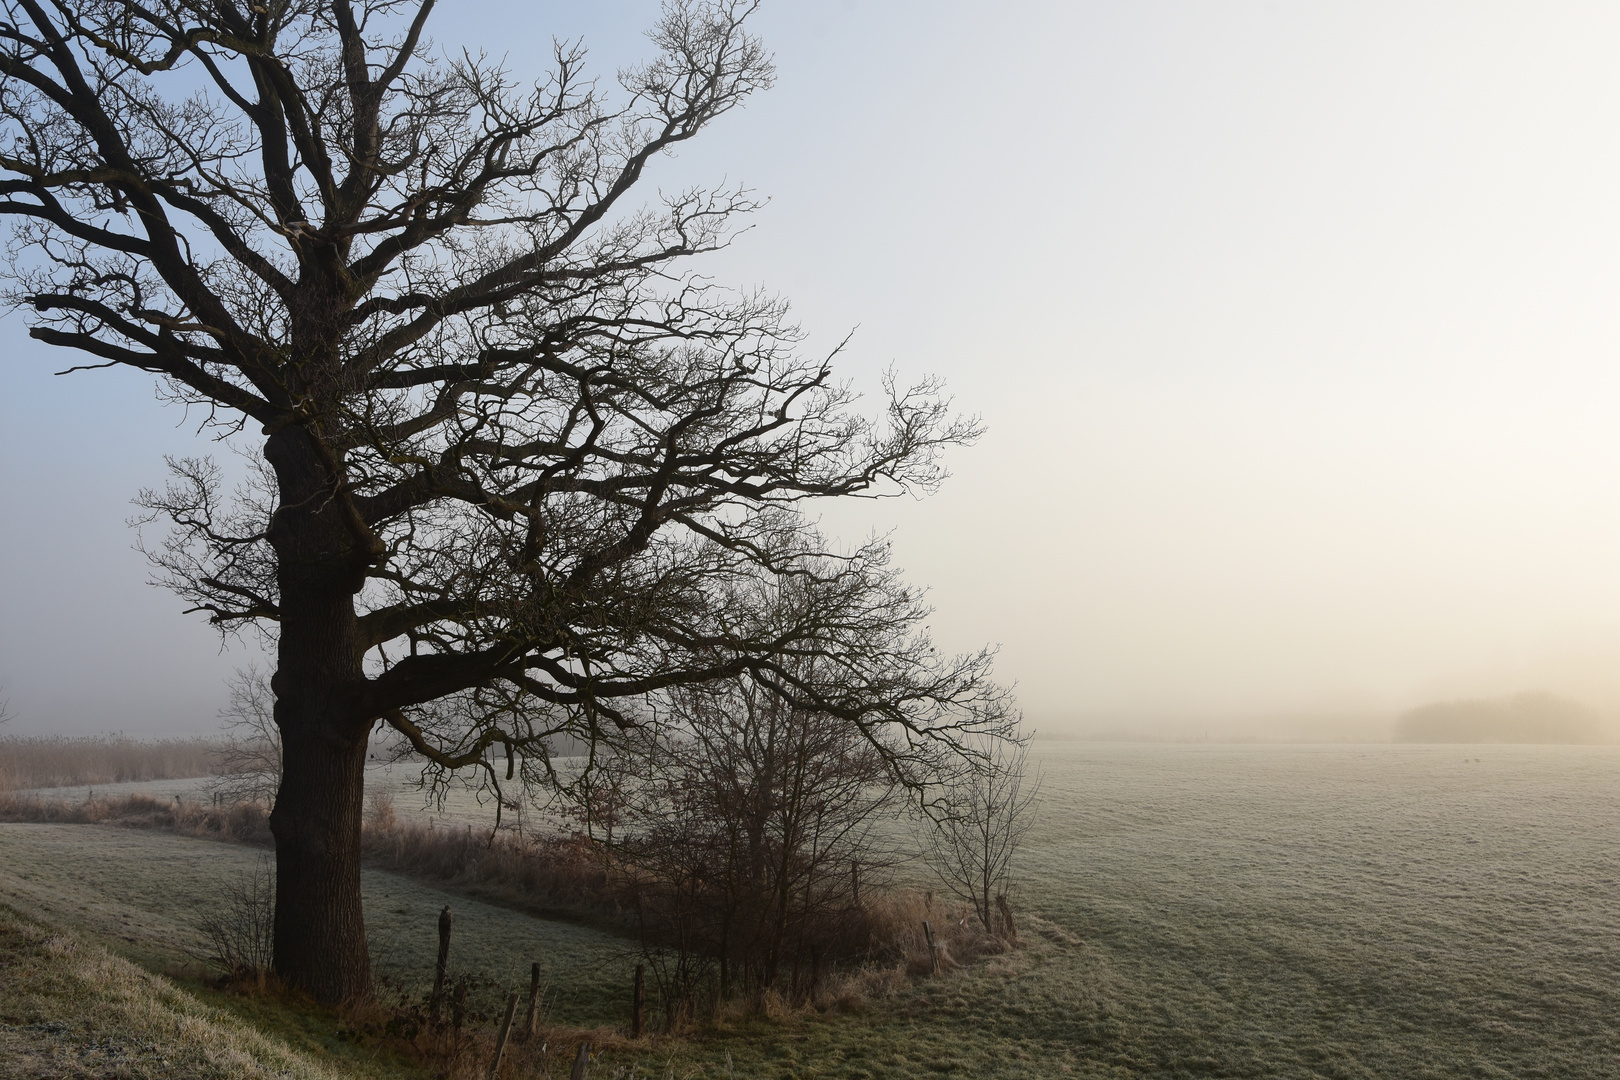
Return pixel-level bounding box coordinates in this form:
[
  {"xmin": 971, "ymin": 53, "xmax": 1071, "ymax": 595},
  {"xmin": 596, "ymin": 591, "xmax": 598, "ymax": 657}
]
[
  {"xmin": 992, "ymin": 742, "xmax": 1620, "ymax": 1078},
  {"xmin": 2, "ymin": 742, "xmax": 1616, "ymax": 1078},
  {"xmin": 0, "ymin": 825, "xmax": 635, "ymax": 1027}
]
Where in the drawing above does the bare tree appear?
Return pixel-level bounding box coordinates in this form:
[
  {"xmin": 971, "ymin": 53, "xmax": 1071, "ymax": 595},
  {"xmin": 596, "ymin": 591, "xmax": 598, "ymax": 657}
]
[
  {"xmin": 922, "ymin": 734, "xmax": 1039, "ymax": 935},
  {"xmin": 207, "ymin": 665, "xmax": 281, "ymax": 806},
  {"xmin": 624, "ymin": 656, "xmax": 903, "ymax": 1012},
  {"xmin": 0, "ymin": 1, "xmax": 1013, "ymax": 1001},
  {"xmin": 0, "ymin": 685, "xmax": 14, "ymax": 791}
]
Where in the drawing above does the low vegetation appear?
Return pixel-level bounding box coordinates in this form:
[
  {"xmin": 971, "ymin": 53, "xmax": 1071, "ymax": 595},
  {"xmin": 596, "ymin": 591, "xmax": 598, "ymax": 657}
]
[
  {"xmin": 362, "ymin": 811, "xmax": 1015, "ymax": 985},
  {"xmin": 0, "ymin": 734, "xmax": 222, "ymax": 791},
  {"xmin": 0, "ymin": 789, "xmax": 272, "ymax": 844}
]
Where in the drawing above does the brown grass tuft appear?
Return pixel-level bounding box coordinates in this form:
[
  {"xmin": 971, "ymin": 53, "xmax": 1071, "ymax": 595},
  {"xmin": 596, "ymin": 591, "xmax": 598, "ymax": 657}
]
[{"xmin": 858, "ymin": 887, "xmax": 1017, "ymax": 975}]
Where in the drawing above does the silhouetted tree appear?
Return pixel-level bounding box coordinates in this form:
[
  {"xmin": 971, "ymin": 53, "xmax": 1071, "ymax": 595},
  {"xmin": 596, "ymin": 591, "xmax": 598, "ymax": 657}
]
[
  {"xmin": 0, "ymin": 0, "xmax": 1013, "ymax": 1001},
  {"xmin": 622, "ymin": 640, "xmax": 903, "ymax": 1010}
]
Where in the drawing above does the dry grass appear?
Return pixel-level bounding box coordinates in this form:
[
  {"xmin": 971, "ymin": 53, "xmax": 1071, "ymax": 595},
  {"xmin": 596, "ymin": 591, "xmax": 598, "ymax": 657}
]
[
  {"xmin": 0, "ymin": 813, "xmax": 1054, "ymax": 1078},
  {"xmin": 857, "ymin": 888, "xmax": 1016, "ymax": 975},
  {"xmin": 0, "ymin": 790, "xmax": 272, "ymax": 844},
  {"xmin": 0, "ymin": 734, "xmax": 222, "ymax": 790},
  {"xmin": 352, "ymin": 984, "xmax": 643, "ymax": 1080},
  {"xmin": 360, "ymin": 812, "xmax": 620, "ymax": 927}
]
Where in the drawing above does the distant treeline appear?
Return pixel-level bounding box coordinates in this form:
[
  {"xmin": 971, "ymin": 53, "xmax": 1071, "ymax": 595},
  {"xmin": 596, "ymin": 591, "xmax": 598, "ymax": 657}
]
[
  {"xmin": 1394, "ymin": 692, "xmax": 1608, "ymax": 744},
  {"xmin": 0, "ymin": 735, "xmax": 222, "ymax": 790}
]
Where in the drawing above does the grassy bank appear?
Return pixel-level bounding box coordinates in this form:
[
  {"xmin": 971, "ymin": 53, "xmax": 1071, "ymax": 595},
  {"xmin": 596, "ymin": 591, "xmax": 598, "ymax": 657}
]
[{"xmin": 0, "ymin": 901, "xmax": 394, "ymax": 1080}]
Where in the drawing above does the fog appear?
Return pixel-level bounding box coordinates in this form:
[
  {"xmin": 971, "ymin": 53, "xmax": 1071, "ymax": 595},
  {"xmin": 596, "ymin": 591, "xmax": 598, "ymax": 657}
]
[{"xmin": 6, "ymin": 2, "xmax": 1620, "ymax": 738}]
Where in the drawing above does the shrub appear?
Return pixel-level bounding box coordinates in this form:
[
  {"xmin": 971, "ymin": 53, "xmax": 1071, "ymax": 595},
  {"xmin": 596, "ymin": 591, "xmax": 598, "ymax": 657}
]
[{"xmin": 198, "ymin": 858, "xmax": 276, "ymax": 987}]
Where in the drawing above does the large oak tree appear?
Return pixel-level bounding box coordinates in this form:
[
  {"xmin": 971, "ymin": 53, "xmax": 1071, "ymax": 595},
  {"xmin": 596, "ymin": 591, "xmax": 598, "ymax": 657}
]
[{"xmin": 0, "ymin": 0, "xmax": 1012, "ymax": 1002}]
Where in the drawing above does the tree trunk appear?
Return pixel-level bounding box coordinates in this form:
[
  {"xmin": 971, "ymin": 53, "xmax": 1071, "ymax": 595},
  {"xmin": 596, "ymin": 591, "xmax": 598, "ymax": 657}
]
[
  {"xmin": 264, "ymin": 427, "xmax": 375, "ymax": 1004},
  {"xmin": 269, "ymin": 696, "xmax": 370, "ymax": 1002}
]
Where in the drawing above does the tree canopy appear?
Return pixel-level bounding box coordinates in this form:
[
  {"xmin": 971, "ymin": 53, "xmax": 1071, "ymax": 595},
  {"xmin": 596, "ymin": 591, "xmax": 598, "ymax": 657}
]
[{"xmin": 0, "ymin": 0, "xmax": 1015, "ymax": 1000}]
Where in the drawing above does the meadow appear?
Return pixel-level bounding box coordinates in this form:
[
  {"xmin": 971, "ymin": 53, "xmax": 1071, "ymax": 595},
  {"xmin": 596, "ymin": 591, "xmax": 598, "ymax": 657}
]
[{"xmin": 1, "ymin": 741, "xmax": 1616, "ymax": 1077}]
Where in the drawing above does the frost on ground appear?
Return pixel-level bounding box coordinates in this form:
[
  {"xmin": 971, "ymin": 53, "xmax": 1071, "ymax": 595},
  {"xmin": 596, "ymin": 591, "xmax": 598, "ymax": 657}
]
[
  {"xmin": 1, "ymin": 744, "xmax": 1617, "ymax": 1078},
  {"xmin": 0, "ymin": 824, "xmax": 634, "ymax": 1027},
  {"xmin": 0, "ymin": 904, "xmax": 345, "ymax": 1080}
]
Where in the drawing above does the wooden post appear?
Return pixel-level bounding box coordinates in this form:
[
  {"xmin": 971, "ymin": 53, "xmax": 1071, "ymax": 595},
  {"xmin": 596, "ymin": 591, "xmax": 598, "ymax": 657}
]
[
  {"xmin": 487, "ymin": 992, "xmax": 519, "ymax": 1079},
  {"xmin": 431, "ymin": 905, "xmax": 453, "ymax": 1022},
  {"xmin": 996, "ymin": 893, "xmax": 1019, "ymax": 944},
  {"xmin": 523, "ymin": 961, "xmax": 541, "ymax": 1041},
  {"xmin": 922, "ymin": 920, "xmax": 939, "ymax": 975},
  {"xmin": 569, "ymin": 1041, "xmax": 591, "ymax": 1080},
  {"xmin": 631, "ymin": 963, "xmax": 645, "ymax": 1038},
  {"xmin": 851, "ymin": 859, "xmax": 861, "ymax": 907},
  {"xmin": 452, "ymin": 979, "xmax": 468, "ymax": 1032}
]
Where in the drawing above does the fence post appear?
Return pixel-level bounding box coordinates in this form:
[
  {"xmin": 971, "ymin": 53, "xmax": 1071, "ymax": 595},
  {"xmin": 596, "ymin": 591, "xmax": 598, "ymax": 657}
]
[
  {"xmin": 996, "ymin": 893, "xmax": 1019, "ymax": 944},
  {"xmin": 922, "ymin": 920, "xmax": 939, "ymax": 975},
  {"xmin": 851, "ymin": 859, "xmax": 861, "ymax": 907},
  {"xmin": 632, "ymin": 963, "xmax": 645, "ymax": 1038},
  {"xmin": 452, "ymin": 979, "xmax": 468, "ymax": 1032},
  {"xmin": 523, "ymin": 961, "xmax": 541, "ymax": 1041},
  {"xmin": 431, "ymin": 905, "xmax": 453, "ymax": 1022},
  {"xmin": 569, "ymin": 1041, "xmax": 591, "ymax": 1080},
  {"xmin": 487, "ymin": 991, "xmax": 519, "ymax": 1080}
]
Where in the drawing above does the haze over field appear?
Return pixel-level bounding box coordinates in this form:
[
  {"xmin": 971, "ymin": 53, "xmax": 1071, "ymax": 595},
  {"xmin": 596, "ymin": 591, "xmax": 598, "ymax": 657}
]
[{"xmin": 7, "ymin": 1, "xmax": 1620, "ymax": 738}]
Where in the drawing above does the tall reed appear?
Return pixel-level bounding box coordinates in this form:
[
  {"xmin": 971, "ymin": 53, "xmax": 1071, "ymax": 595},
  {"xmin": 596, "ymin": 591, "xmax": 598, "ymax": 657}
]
[{"xmin": 0, "ymin": 735, "xmax": 222, "ymax": 790}]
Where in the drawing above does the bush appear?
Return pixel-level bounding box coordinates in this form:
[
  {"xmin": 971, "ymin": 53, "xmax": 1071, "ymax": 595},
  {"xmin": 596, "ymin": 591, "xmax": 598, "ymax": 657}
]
[{"xmin": 198, "ymin": 858, "xmax": 276, "ymax": 986}]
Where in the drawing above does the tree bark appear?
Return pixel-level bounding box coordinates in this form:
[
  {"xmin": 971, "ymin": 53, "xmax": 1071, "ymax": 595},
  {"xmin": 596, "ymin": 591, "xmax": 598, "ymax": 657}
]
[
  {"xmin": 269, "ymin": 702, "xmax": 370, "ymax": 1002},
  {"xmin": 264, "ymin": 427, "xmax": 374, "ymax": 1003}
]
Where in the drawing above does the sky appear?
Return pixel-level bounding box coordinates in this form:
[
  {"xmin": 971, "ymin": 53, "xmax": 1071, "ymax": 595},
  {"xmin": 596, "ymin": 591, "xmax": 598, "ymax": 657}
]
[{"xmin": 7, "ymin": 1, "xmax": 1620, "ymax": 736}]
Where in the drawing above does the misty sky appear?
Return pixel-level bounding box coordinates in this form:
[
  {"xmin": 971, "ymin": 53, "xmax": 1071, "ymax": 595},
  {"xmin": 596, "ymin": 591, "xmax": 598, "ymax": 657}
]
[{"xmin": 7, "ymin": 1, "xmax": 1620, "ymax": 735}]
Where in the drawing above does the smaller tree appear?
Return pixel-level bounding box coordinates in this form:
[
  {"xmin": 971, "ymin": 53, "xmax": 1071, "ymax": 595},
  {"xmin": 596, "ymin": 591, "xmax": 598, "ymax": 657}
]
[
  {"xmin": 607, "ymin": 669, "xmax": 902, "ymax": 1015},
  {"xmin": 207, "ymin": 666, "xmax": 280, "ymax": 807},
  {"xmin": 922, "ymin": 734, "xmax": 1040, "ymax": 935}
]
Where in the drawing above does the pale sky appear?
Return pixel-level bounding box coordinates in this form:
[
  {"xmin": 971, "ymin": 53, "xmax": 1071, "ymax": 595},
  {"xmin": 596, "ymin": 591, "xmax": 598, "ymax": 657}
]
[{"xmin": 7, "ymin": 2, "xmax": 1620, "ymax": 735}]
